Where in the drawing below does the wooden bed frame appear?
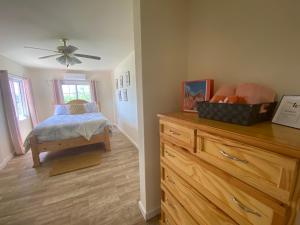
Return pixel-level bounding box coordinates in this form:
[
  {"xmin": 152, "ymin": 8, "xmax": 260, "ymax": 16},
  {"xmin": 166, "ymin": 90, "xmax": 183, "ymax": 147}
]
[{"xmin": 30, "ymin": 100, "xmax": 111, "ymax": 167}]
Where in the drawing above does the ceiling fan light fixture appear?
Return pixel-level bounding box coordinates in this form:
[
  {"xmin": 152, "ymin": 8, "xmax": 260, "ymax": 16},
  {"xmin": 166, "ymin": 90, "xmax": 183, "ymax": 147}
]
[
  {"xmin": 56, "ymin": 55, "xmax": 82, "ymax": 67},
  {"xmin": 56, "ymin": 55, "xmax": 67, "ymax": 65}
]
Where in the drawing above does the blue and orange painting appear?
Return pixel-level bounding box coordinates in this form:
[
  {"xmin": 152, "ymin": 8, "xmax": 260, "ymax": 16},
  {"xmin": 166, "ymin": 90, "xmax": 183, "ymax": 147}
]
[{"xmin": 182, "ymin": 80, "xmax": 213, "ymax": 111}]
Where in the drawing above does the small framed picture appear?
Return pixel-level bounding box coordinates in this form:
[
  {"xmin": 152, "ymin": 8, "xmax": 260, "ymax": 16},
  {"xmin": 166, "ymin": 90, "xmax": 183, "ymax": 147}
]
[
  {"xmin": 122, "ymin": 89, "xmax": 128, "ymax": 101},
  {"xmin": 118, "ymin": 90, "xmax": 122, "ymax": 101},
  {"xmin": 272, "ymin": 95, "xmax": 300, "ymax": 129},
  {"xmin": 115, "ymin": 79, "xmax": 118, "ymax": 89},
  {"xmin": 181, "ymin": 79, "xmax": 214, "ymax": 112},
  {"xmin": 125, "ymin": 71, "xmax": 130, "ymax": 86},
  {"xmin": 119, "ymin": 76, "xmax": 123, "ymax": 88}
]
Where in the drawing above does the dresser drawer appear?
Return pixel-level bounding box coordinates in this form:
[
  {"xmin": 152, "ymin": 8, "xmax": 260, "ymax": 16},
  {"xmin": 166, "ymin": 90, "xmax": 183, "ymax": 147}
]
[
  {"xmin": 161, "ymin": 165, "xmax": 237, "ymax": 225},
  {"xmin": 160, "ymin": 120, "xmax": 196, "ymax": 152},
  {"xmin": 161, "ymin": 142, "xmax": 287, "ymax": 225},
  {"xmin": 161, "ymin": 188, "xmax": 198, "ymax": 225},
  {"xmin": 160, "ymin": 208, "xmax": 178, "ymax": 225},
  {"xmin": 196, "ymin": 131, "xmax": 298, "ymax": 204}
]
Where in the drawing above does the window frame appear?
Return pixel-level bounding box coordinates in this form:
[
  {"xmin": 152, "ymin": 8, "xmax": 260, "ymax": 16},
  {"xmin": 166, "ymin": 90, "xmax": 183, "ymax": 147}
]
[
  {"xmin": 9, "ymin": 77, "xmax": 29, "ymax": 121},
  {"xmin": 61, "ymin": 80, "xmax": 92, "ymax": 103}
]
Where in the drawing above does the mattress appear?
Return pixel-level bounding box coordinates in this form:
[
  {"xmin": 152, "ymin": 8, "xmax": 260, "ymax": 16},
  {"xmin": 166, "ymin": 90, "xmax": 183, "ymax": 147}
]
[{"xmin": 24, "ymin": 113, "xmax": 111, "ymax": 152}]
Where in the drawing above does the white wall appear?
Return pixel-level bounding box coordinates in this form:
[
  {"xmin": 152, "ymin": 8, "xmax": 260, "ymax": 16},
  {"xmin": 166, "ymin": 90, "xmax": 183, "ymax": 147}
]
[
  {"xmin": 113, "ymin": 52, "xmax": 138, "ymax": 146},
  {"xmin": 134, "ymin": 0, "xmax": 188, "ymax": 219},
  {"xmin": 26, "ymin": 68, "xmax": 115, "ymax": 122},
  {"xmin": 0, "ymin": 55, "xmax": 32, "ymax": 168},
  {"xmin": 187, "ymin": 0, "xmax": 300, "ymax": 98}
]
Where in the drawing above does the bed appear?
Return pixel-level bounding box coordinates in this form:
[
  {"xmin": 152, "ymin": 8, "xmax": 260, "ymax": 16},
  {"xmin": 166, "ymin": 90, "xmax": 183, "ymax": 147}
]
[{"xmin": 26, "ymin": 100, "xmax": 111, "ymax": 167}]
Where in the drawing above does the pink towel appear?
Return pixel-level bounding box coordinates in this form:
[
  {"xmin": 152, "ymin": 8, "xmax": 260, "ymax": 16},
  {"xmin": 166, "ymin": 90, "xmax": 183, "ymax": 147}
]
[{"xmin": 236, "ymin": 83, "xmax": 276, "ymax": 104}]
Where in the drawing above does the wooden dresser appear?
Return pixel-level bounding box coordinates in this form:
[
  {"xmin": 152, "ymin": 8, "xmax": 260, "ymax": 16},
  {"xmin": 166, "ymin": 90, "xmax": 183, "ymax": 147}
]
[{"xmin": 158, "ymin": 112, "xmax": 300, "ymax": 225}]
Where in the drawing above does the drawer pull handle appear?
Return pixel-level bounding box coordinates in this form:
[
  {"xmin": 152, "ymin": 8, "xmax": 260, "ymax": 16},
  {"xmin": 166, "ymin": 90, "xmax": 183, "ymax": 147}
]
[
  {"xmin": 167, "ymin": 177, "xmax": 175, "ymax": 185},
  {"xmin": 166, "ymin": 218, "xmax": 170, "ymax": 225},
  {"xmin": 232, "ymin": 196, "xmax": 261, "ymax": 217},
  {"xmin": 168, "ymin": 202, "xmax": 176, "ymax": 210},
  {"xmin": 169, "ymin": 130, "xmax": 181, "ymax": 136},
  {"xmin": 166, "ymin": 151, "xmax": 176, "ymax": 158},
  {"xmin": 220, "ymin": 150, "xmax": 248, "ymax": 164}
]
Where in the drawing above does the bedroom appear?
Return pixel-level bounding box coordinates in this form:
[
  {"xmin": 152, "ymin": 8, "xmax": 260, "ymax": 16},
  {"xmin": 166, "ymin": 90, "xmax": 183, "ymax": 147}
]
[
  {"xmin": 1, "ymin": 0, "xmax": 300, "ymax": 225},
  {"xmin": 0, "ymin": 0, "xmax": 145, "ymax": 224}
]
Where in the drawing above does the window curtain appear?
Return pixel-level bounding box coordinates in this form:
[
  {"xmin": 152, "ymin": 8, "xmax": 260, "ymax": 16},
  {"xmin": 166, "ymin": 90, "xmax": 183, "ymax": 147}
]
[
  {"xmin": 24, "ymin": 79, "xmax": 39, "ymax": 127},
  {"xmin": 52, "ymin": 80, "xmax": 64, "ymax": 104},
  {"xmin": 0, "ymin": 70, "xmax": 25, "ymax": 155},
  {"xmin": 90, "ymin": 80, "xmax": 100, "ymax": 109}
]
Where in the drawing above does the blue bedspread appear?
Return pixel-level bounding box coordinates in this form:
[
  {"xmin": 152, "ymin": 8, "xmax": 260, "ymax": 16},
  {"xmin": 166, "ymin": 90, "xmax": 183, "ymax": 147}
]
[{"xmin": 24, "ymin": 113, "xmax": 111, "ymax": 151}]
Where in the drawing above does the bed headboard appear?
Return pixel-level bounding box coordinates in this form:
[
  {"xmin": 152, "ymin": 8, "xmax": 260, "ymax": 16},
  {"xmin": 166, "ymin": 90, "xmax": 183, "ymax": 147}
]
[{"xmin": 67, "ymin": 99, "xmax": 88, "ymax": 105}]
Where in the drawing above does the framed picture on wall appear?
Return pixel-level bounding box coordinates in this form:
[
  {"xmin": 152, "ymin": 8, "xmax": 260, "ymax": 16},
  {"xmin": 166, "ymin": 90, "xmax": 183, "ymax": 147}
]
[
  {"xmin": 115, "ymin": 79, "xmax": 118, "ymax": 89},
  {"xmin": 125, "ymin": 71, "xmax": 130, "ymax": 86},
  {"xmin": 119, "ymin": 76, "xmax": 123, "ymax": 88},
  {"xmin": 122, "ymin": 89, "xmax": 128, "ymax": 101},
  {"xmin": 181, "ymin": 79, "xmax": 214, "ymax": 112},
  {"xmin": 272, "ymin": 95, "xmax": 300, "ymax": 129},
  {"xmin": 118, "ymin": 90, "xmax": 122, "ymax": 101}
]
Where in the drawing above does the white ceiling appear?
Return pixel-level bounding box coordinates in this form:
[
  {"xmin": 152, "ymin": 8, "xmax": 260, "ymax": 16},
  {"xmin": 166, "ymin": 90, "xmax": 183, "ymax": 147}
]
[{"xmin": 0, "ymin": 0, "xmax": 134, "ymax": 71}]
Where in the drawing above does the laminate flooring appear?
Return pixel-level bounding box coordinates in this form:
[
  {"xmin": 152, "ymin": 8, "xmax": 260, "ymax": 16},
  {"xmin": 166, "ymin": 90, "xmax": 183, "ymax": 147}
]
[{"xmin": 0, "ymin": 128, "xmax": 159, "ymax": 225}]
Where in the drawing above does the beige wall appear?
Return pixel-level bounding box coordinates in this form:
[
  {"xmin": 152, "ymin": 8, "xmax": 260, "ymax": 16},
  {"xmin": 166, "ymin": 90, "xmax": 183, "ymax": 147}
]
[
  {"xmin": 135, "ymin": 0, "xmax": 300, "ymax": 219},
  {"xmin": 134, "ymin": 0, "xmax": 188, "ymax": 218},
  {"xmin": 26, "ymin": 68, "xmax": 115, "ymax": 122},
  {"xmin": 0, "ymin": 55, "xmax": 32, "ymax": 168},
  {"xmin": 113, "ymin": 52, "xmax": 138, "ymax": 146},
  {"xmin": 187, "ymin": 0, "xmax": 300, "ymax": 98}
]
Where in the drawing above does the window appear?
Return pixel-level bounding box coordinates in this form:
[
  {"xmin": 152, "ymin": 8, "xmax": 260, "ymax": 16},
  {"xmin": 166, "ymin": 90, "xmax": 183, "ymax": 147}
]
[
  {"xmin": 9, "ymin": 78, "xmax": 28, "ymax": 121},
  {"xmin": 61, "ymin": 81, "xmax": 92, "ymax": 103}
]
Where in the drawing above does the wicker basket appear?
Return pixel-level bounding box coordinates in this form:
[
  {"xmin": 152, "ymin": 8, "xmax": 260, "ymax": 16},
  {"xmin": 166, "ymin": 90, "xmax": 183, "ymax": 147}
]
[{"xmin": 197, "ymin": 101, "xmax": 277, "ymax": 126}]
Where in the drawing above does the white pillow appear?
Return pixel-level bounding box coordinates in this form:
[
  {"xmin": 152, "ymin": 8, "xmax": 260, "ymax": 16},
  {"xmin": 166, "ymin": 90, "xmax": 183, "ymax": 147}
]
[
  {"xmin": 85, "ymin": 102, "xmax": 99, "ymax": 113},
  {"xmin": 54, "ymin": 105, "xmax": 70, "ymax": 115}
]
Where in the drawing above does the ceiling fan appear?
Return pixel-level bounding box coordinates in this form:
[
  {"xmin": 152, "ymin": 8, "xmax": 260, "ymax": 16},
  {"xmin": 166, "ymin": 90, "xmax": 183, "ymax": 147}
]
[{"xmin": 24, "ymin": 39, "xmax": 101, "ymax": 68}]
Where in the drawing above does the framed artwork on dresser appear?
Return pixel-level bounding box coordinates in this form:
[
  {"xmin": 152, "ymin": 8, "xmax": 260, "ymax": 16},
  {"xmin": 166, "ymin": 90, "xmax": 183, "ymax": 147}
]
[
  {"xmin": 272, "ymin": 95, "xmax": 300, "ymax": 129},
  {"xmin": 181, "ymin": 79, "xmax": 214, "ymax": 112}
]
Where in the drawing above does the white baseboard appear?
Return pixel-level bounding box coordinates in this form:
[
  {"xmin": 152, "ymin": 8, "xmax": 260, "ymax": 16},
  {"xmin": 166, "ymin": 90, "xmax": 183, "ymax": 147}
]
[
  {"xmin": 115, "ymin": 125, "xmax": 139, "ymax": 150},
  {"xmin": 138, "ymin": 200, "xmax": 161, "ymax": 221},
  {"xmin": 0, "ymin": 152, "xmax": 13, "ymax": 170}
]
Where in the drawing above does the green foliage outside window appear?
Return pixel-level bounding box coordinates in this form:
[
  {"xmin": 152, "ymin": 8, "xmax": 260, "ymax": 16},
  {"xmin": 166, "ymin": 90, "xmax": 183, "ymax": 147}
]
[{"xmin": 62, "ymin": 84, "xmax": 92, "ymax": 103}]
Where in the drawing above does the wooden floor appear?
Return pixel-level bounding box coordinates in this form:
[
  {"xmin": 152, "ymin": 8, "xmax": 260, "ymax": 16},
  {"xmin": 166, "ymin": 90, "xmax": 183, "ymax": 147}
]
[{"xmin": 0, "ymin": 128, "xmax": 159, "ymax": 225}]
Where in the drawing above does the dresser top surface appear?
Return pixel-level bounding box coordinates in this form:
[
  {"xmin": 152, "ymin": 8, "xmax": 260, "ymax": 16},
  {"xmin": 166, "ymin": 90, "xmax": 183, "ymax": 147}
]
[{"xmin": 158, "ymin": 112, "xmax": 300, "ymax": 158}]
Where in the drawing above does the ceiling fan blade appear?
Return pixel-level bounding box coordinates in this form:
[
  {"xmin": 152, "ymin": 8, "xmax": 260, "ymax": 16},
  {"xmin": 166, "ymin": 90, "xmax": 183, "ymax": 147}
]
[
  {"xmin": 24, "ymin": 46, "xmax": 59, "ymax": 53},
  {"xmin": 74, "ymin": 53, "xmax": 101, "ymax": 60},
  {"xmin": 69, "ymin": 57, "xmax": 82, "ymax": 65},
  {"xmin": 39, "ymin": 54, "xmax": 61, "ymax": 59}
]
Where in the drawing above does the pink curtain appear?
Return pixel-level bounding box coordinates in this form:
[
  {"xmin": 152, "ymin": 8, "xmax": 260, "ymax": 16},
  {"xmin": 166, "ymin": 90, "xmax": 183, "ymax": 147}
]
[
  {"xmin": 0, "ymin": 70, "xmax": 25, "ymax": 155},
  {"xmin": 24, "ymin": 79, "xmax": 39, "ymax": 127},
  {"xmin": 90, "ymin": 80, "xmax": 100, "ymax": 108},
  {"xmin": 52, "ymin": 80, "xmax": 64, "ymax": 104}
]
